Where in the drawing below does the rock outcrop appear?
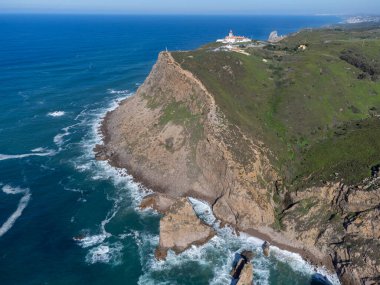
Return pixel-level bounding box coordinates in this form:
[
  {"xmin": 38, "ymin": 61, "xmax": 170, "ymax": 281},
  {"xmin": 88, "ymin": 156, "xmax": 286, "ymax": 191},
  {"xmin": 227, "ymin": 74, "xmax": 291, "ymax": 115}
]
[
  {"xmin": 238, "ymin": 263, "xmax": 253, "ymax": 285},
  {"xmin": 268, "ymin": 31, "xmax": 285, "ymax": 43},
  {"xmin": 155, "ymin": 198, "xmax": 215, "ymax": 260},
  {"xmin": 280, "ymin": 179, "xmax": 380, "ymax": 285}
]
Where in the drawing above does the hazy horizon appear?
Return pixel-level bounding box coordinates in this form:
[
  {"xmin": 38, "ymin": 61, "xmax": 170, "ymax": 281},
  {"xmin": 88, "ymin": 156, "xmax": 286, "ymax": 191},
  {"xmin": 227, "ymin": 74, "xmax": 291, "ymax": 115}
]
[{"xmin": 1, "ymin": 0, "xmax": 380, "ymax": 15}]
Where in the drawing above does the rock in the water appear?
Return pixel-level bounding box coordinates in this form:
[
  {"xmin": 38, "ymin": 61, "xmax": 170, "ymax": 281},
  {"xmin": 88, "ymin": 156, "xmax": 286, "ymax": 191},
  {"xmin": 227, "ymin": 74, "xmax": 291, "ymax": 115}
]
[
  {"xmin": 93, "ymin": 144, "xmax": 111, "ymax": 161},
  {"xmin": 230, "ymin": 251, "xmax": 254, "ymax": 285},
  {"xmin": 155, "ymin": 198, "xmax": 215, "ymax": 260},
  {"xmin": 237, "ymin": 263, "xmax": 253, "ymax": 285},
  {"xmin": 268, "ymin": 31, "xmax": 285, "ymax": 43},
  {"xmin": 262, "ymin": 241, "xmax": 270, "ymax": 257}
]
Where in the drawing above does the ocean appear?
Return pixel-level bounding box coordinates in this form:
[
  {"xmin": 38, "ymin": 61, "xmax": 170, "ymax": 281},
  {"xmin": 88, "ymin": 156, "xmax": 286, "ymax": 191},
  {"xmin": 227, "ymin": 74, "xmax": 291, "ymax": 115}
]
[{"xmin": 0, "ymin": 15, "xmax": 342, "ymax": 285}]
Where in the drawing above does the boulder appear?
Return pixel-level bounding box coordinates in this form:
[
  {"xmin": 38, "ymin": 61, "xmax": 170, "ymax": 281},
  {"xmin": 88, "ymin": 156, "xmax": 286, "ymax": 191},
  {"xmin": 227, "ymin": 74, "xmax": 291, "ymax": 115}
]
[
  {"xmin": 237, "ymin": 263, "xmax": 253, "ymax": 285},
  {"xmin": 262, "ymin": 241, "xmax": 270, "ymax": 257}
]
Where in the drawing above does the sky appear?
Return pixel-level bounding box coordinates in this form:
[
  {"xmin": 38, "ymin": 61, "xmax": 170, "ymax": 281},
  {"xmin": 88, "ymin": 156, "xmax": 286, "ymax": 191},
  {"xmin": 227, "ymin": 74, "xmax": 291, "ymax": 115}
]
[{"xmin": 1, "ymin": 0, "xmax": 380, "ymax": 15}]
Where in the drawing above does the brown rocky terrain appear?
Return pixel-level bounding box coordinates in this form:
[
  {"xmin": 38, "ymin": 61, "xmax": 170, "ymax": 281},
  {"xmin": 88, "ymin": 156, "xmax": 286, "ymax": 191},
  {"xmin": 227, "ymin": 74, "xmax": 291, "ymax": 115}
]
[
  {"xmin": 96, "ymin": 51, "xmax": 380, "ymax": 285},
  {"xmin": 154, "ymin": 198, "xmax": 215, "ymax": 260}
]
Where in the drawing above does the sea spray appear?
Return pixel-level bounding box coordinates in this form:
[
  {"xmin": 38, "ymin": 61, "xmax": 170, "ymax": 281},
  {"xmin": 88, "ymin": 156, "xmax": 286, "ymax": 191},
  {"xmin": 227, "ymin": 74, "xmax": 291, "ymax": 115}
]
[{"xmin": 0, "ymin": 185, "xmax": 31, "ymax": 237}]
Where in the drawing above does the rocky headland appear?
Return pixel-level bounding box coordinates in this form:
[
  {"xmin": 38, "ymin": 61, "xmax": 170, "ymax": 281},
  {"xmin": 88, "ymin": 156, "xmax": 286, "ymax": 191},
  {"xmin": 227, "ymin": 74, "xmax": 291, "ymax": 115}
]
[{"xmin": 96, "ymin": 26, "xmax": 380, "ymax": 285}]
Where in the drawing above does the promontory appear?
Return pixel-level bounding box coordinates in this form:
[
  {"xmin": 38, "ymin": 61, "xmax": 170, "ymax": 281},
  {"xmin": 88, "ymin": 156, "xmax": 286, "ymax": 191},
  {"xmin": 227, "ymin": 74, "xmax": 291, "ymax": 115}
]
[{"xmin": 96, "ymin": 24, "xmax": 380, "ymax": 285}]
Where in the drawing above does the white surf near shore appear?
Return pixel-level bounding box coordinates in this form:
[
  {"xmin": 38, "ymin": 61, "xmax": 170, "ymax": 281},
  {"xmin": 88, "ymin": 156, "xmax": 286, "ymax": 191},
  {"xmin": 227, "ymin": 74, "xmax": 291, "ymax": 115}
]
[
  {"xmin": 190, "ymin": 198, "xmax": 341, "ymax": 285},
  {"xmin": 107, "ymin": 89, "xmax": 130, "ymax": 95},
  {"xmin": 71, "ymin": 89, "xmax": 154, "ymax": 266},
  {"xmin": 0, "ymin": 185, "xmax": 31, "ymax": 238},
  {"xmin": 137, "ymin": 197, "xmax": 341, "ymax": 285},
  {"xmin": 53, "ymin": 123, "xmax": 80, "ymax": 150}
]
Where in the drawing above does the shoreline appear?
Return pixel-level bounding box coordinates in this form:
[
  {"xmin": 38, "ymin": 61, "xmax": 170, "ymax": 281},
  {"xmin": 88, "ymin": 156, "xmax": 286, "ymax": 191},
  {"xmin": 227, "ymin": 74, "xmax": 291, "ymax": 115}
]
[
  {"xmin": 96, "ymin": 95, "xmax": 337, "ymax": 278},
  {"xmin": 242, "ymin": 227, "xmax": 334, "ymax": 272}
]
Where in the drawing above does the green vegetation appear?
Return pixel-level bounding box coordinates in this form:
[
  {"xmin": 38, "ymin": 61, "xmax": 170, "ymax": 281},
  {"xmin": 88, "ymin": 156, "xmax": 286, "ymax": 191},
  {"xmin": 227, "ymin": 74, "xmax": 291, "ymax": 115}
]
[
  {"xmin": 159, "ymin": 100, "xmax": 204, "ymax": 156},
  {"xmin": 296, "ymin": 118, "xmax": 380, "ymax": 186},
  {"xmin": 296, "ymin": 198, "xmax": 318, "ymax": 215},
  {"xmin": 159, "ymin": 101, "xmax": 195, "ymax": 125},
  {"xmin": 172, "ymin": 25, "xmax": 380, "ymax": 189}
]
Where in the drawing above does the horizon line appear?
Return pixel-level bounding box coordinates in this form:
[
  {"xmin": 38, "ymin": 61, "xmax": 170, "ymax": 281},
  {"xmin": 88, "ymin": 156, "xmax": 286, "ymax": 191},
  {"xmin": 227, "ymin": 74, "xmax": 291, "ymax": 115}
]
[{"xmin": 0, "ymin": 12, "xmax": 361, "ymax": 16}]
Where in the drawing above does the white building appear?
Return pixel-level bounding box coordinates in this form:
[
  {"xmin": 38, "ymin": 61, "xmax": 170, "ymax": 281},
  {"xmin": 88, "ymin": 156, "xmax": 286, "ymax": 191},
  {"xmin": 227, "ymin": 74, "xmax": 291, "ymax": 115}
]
[{"xmin": 217, "ymin": 30, "xmax": 251, "ymax": 44}]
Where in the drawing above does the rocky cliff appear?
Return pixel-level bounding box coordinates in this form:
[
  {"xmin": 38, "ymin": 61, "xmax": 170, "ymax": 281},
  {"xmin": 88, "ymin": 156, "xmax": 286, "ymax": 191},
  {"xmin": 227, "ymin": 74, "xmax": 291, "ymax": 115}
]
[
  {"xmin": 98, "ymin": 51, "xmax": 277, "ymax": 227},
  {"xmin": 97, "ymin": 45, "xmax": 380, "ymax": 284}
]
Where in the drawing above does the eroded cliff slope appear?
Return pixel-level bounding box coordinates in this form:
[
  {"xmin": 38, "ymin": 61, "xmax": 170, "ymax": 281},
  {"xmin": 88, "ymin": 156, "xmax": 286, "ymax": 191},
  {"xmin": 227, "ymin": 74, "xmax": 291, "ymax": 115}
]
[{"xmin": 98, "ymin": 51, "xmax": 277, "ymax": 229}]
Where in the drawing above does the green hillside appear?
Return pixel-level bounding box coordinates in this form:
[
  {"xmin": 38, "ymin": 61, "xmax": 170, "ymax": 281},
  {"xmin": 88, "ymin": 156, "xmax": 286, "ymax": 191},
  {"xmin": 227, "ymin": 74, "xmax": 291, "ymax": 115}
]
[{"xmin": 172, "ymin": 25, "xmax": 380, "ymax": 189}]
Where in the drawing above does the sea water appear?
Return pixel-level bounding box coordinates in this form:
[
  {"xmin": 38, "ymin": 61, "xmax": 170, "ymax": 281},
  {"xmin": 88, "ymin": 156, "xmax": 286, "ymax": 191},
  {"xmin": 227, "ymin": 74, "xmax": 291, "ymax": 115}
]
[{"xmin": 0, "ymin": 15, "xmax": 341, "ymax": 285}]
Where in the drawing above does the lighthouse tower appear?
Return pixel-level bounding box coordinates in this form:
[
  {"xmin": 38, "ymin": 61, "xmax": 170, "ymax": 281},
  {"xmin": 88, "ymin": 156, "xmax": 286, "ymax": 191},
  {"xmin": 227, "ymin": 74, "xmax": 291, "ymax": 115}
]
[{"xmin": 229, "ymin": 30, "xmax": 234, "ymax": 38}]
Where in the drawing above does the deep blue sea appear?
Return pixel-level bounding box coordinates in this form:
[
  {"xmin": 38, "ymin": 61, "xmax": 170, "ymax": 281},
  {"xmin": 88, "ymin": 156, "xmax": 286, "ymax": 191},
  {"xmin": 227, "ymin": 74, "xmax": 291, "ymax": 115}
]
[{"xmin": 0, "ymin": 15, "xmax": 342, "ymax": 285}]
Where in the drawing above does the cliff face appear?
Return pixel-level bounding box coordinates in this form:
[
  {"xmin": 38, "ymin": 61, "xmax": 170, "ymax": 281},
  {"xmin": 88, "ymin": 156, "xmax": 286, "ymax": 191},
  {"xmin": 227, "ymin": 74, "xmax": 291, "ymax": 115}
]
[
  {"xmin": 98, "ymin": 51, "xmax": 380, "ymax": 284},
  {"xmin": 281, "ymin": 180, "xmax": 380, "ymax": 285},
  {"xmin": 99, "ymin": 52, "xmax": 276, "ymax": 227}
]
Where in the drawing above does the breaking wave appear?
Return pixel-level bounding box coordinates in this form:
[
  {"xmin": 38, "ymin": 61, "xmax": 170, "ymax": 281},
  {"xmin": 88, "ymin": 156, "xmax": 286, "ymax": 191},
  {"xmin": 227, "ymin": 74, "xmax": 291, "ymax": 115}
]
[
  {"xmin": 53, "ymin": 123, "xmax": 79, "ymax": 149},
  {"xmin": 85, "ymin": 242, "xmax": 124, "ymax": 265},
  {"xmin": 0, "ymin": 185, "xmax": 31, "ymax": 238}
]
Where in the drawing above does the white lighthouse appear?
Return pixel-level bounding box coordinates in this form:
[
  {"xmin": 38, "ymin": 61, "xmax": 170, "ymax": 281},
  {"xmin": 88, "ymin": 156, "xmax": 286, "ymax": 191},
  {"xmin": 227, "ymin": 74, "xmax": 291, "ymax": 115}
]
[{"xmin": 216, "ymin": 30, "xmax": 251, "ymax": 44}]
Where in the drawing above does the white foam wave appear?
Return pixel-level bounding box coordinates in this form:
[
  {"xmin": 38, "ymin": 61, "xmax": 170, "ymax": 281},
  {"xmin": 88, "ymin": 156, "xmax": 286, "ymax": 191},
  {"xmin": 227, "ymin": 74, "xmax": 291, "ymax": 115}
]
[
  {"xmin": 107, "ymin": 89, "xmax": 130, "ymax": 95},
  {"xmin": 31, "ymin": 147, "xmax": 46, "ymax": 152},
  {"xmin": 2, "ymin": 185, "xmax": 28, "ymax": 195},
  {"xmin": 74, "ymin": 192, "xmax": 120, "ymax": 250},
  {"xmin": 85, "ymin": 242, "xmax": 123, "ymax": 265},
  {"xmin": 188, "ymin": 197, "xmax": 217, "ymax": 226},
  {"xmin": 0, "ymin": 149, "xmax": 56, "ymax": 161},
  {"xmin": 47, "ymin": 111, "xmax": 65, "ymax": 117},
  {"xmin": 76, "ymin": 234, "xmax": 108, "ymax": 248},
  {"xmin": 0, "ymin": 185, "xmax": 31, "ymax": 237},
  {"xmin": 68, "ymin": 90, "xmax": 159, "ymax": 267},
  {"xmin": 54, "ymin": 124, "xmax": 78, "ymax": 148},
  {"xmin": 63, "ymin": 186, "xmax": 83, "ymax": 193},
  {"xmin": 73, "ymin": 89, "xmax": 150, "ymax": 207}
]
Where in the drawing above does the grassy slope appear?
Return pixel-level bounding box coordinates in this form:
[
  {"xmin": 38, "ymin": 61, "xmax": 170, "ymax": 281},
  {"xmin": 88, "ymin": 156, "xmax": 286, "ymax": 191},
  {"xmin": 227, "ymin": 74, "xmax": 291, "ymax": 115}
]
[{"xmin": 172, "ymin": 25, "xmax": 380, "ymax": 189}]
